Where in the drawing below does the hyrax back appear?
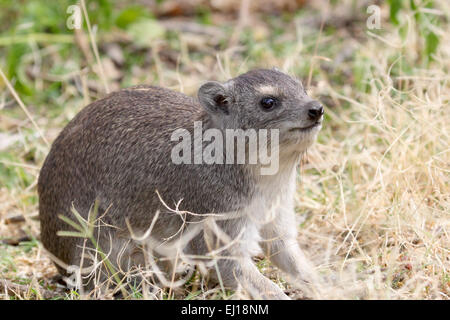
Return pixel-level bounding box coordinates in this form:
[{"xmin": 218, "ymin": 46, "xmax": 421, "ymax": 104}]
[{"xmin": 38, "ymin": 69, "xmax": 323, "ymax": 299}]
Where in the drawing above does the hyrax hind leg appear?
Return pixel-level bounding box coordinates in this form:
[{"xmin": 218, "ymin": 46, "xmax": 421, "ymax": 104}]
[{"xmin": 259, "ymin": 204, "xmax": 322, "ymax": 297}]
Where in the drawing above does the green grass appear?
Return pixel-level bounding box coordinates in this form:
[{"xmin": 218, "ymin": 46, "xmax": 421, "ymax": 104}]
[{"xmin": 0, "ymin": 0, "xmax": 449, "ymax": 299}]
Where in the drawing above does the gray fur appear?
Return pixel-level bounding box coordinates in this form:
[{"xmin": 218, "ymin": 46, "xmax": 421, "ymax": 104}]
[{"xmin": 38, "ymin": 69, "xmax": 323, "ymax": 299}]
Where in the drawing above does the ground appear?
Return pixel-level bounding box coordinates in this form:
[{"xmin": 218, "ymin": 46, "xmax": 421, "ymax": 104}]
[{"xmin": 0, "ymin": 0, "xmax": 449, "ymax": 299}]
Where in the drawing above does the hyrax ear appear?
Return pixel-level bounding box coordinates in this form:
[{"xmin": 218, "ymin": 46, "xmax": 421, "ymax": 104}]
[{"xmin": 198, "ymin": 81, "xmax": 230, "ymax": 115}]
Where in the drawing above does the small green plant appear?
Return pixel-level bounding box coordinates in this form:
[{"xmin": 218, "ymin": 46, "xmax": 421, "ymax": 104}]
[
  {"xmin": 57, "ymin": 200, "xmax": 128, "ymax": 298},
  {"xmin": 388, "ymin": 0, "xmax": 441, "ymax": 63}
]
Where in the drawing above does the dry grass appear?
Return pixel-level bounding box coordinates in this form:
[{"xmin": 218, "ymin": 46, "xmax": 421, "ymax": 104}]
[{"xmin": 0, "ymin": 0, "xmax": 449, "ymax": 299}]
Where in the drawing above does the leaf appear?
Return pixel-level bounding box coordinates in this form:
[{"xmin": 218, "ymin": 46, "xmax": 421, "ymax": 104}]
[
  {"xmin": 87, "ymin": 200, "xmax": 100, "ymax": 235},
  {"xmin": 399, "ymin": 24, "xmax": 408, "ymax": 40},
  {"xmin": 58, "ymin": 214, "xmax": 84, "ymax": 233},
  {"xmin": 115, "ymin": 6, "xmax": 151, "ymax": 29},
  {"xmin": 56, "ymin": 231, "xmax": 86, "ymax": 238},
  {"xmin": 126, "ymin": 19, "xmax": 165, "ymax": 47},
  {"xmin": 409, "ymin": 0, "xmax": 421, "ymax": 22},
  {"xmin": 70, "ymin": 206, "xmax": 88, "ymax": 231},
  {"xmin": 388, "ymin": 0, "xmax": 402, "ymax": 25},
  {"xmin": 425, "ymin": 31, "xmax": 439, "ymax": 61}
]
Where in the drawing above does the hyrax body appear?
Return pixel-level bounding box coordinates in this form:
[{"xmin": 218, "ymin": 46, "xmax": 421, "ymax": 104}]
[{"xmin": 38, "ymin": 69, "xmax": 324, "ymax": 299}]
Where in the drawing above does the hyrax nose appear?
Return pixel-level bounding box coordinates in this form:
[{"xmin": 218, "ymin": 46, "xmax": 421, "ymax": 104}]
[{"xmin": 307, "ymin": 101, "xmax": 324, "ymax": 121}]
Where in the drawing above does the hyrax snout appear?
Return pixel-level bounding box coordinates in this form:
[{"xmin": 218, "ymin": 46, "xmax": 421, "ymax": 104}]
[{"xmin": 38, "ymin": 68, "xmax": 323, "ymax": 299}]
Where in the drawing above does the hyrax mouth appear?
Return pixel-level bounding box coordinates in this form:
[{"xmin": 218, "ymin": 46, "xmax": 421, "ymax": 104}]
[{"xmin": 288, "ymin": 122, "xmax": 322, "ymax": 132}]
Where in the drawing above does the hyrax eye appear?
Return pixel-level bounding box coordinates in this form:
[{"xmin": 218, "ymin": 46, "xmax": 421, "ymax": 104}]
[{"xmin": 260, "ymin": 97, "xmax": 277, "ymax": 111}]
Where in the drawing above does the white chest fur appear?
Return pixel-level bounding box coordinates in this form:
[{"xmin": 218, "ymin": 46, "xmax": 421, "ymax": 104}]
[{"xmin": 229, "ymin": 158, "xmax": 299, "ymax": 257}]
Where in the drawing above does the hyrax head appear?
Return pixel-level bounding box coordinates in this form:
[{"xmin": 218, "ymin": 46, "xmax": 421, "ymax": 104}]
[{"xmin": 198, "ymin": 68, "xmax": 323, "ymax": 147}]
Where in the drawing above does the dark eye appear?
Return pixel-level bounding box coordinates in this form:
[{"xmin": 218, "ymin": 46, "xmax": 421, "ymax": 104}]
[{"xmin": 260, "ymin": 97, "xmax": 277, "ymax": 111}]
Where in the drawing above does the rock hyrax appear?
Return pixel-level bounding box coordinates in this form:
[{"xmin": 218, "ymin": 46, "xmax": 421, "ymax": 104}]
[{"xmin": 38, "ymin": 68, "xmax": 324, "ymax": 299}]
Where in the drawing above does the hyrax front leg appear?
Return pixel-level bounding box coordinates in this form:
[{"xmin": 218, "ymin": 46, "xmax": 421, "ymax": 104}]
[
  {"xmin": 203, "ymin": 217, "xmax": 290, "ymax": 300},
  {"xmin": 215, "ymin": 257, "xmax": 290, "ymax": 300},
  {"xmin": 259, "ymin": 204, "xmax": 322, "ymax": 297}
]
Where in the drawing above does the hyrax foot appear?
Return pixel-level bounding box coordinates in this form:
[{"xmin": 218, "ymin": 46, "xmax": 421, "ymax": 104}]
[{"xmin": 212, "ymin": 257, "xmax": 290, "ymax": 300}]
